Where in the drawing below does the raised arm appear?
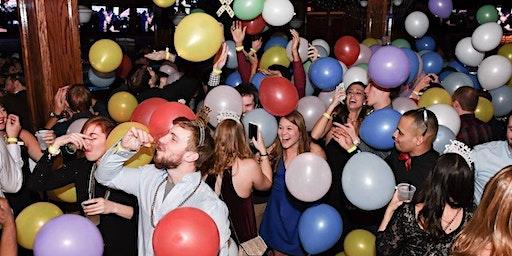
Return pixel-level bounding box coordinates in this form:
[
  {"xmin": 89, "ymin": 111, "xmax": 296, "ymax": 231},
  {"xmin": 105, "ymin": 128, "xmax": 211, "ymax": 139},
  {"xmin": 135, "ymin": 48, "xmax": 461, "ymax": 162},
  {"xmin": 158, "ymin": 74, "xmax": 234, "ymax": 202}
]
[
  {"xmin": 290, "ymin": 29, "xmax": 306, "ymax": 98},
  {"xmin": 311, "ymin": 87, "xmax": 345, "ymax": 140},
  {"xmin": 1, "ymin": 115, "xmax": 23, "ymax": 194},
  {"xmin": 231, "ymin": 21, "xmax": 252, "ymax": 83}
]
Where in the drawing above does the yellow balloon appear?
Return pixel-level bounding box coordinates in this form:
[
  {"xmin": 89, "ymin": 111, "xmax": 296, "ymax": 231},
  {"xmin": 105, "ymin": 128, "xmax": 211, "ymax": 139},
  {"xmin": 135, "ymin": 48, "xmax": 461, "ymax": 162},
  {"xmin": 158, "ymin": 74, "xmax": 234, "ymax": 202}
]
[
  {"xmin": 259, "ymin": 46, "xmax": 291, "ymax": 70},
  {"xmin": 47, "ymin": 184, "xmax": 77, "ymax": 203},
  {"xmin": 108, "ymin": 92, "xmax": 138, "ymax": 123},
  {"xmin": 475, "ymin": 97, "xmax": 494, "ymax": 123},
  {"xmin": 153, "ymin": 0, "xmax": 176, "ymax": 8},
  {"xmin": 106, "ymin": 122, "xmax": 155, "ymax": 168},
  {"xmin": 418, "ymin": 87, "xmax": 452, "ymax": 108},
  {"xmin": 335, "ymin": 252, "xmax": 346, "ymax": 256},
  {"xmin": 15, "ymin": 202, "xmax": 63, "ymax": 249},
  {"xmin": 89, "ymin": 39, "xmax": 123, "ymax": 73},
  {"xmin": 174, "ymin": 13, "xmax": 223, "ymax": 62},
  {"xmin": 362, "ymin": 38, "xmax": 380, "ymax": 47},
  {"xmin": 344, "ymin": 229, "xmax": 376, "ymax": 256},
  {"xmin": 498, "ymin": 43, "xmax": 512, "ymax": 62}
]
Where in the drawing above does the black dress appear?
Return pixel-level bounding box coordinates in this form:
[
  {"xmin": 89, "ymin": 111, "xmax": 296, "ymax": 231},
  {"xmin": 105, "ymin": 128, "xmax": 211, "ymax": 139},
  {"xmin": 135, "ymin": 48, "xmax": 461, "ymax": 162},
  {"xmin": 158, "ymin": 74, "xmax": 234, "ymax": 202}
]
[{"xmin": 28, "ymin": 152, "xmax": 138, "ymax": 256}]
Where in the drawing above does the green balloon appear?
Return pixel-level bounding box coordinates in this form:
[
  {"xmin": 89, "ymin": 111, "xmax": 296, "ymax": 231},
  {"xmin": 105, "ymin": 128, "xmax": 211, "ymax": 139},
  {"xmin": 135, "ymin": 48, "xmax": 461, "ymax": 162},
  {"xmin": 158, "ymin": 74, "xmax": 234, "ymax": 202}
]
[
  {"xmin": 233, "ymin": 0, "xmax": 264, "ymax": 20},
  {"xmin": 476, "ymin": 5, "xmax": 498, "ymax": 24},
  {"xmin": 303, "ymin": 60, "xmax": 312, "ymax": 73},
  {"xmin": 356, "ymin": 63, "xmax": 368, "ymax": 71},
  {"xmin": 391, "ymin": 39, "xmax": 411, "ymax": 49},
  {"xmin": 190, "ymin": 8, "xmax": 204, "ymax": 14}
]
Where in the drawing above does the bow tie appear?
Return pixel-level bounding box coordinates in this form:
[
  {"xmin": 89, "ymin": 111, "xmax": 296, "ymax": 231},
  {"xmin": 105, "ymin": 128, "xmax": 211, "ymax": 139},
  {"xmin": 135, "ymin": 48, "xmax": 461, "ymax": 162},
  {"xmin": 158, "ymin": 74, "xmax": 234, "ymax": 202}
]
[{"xmin": 398, "ymin": 152, "xmax": 412, "ymax": 172}]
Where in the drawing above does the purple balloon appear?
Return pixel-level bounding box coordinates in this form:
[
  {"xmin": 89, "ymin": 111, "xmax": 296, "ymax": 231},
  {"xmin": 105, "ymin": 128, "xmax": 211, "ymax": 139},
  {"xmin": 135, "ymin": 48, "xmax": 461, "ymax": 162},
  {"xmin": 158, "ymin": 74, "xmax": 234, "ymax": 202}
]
[
  {"xmin": 428, "ymin": 0, "xmax": 453, "ymax": 19},
  {"xmin": 368, "ymin": 46, "xmax": 410, "ymax": 88},
  {"xmin": 34, "ymin": 214, "xmax": 104, "ymax": 256},
  {"xmin": 370, "ymin": 44, "xmax": 382, "ymax": 54}
]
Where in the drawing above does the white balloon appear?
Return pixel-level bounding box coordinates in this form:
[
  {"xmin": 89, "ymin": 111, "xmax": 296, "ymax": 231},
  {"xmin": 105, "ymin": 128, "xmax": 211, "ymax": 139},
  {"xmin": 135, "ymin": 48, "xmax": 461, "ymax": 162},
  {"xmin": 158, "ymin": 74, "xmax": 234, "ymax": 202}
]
[
  {"xmin": 285, "ymin": 153, "xmax": 332, "ymax": 202},
  {"xmin": 427, "ymin": 104, "xmax": 461, "ymax": 135},
  {"xmin": 286, "ymin": 37, "xmax": 309, "ymax": 62},
  {"xmin": 204, "ymin": 86, "xmax": 243, "ymax": 127},
  {"xmin": 353, "ymin": 44, "xmax": 372, "ymax": 65},
  {"xmin": 455, "ymin": 37, "xmax": 484, "ymax": 67},
  {"xmin": 296, "ymin": 96, "xmax": 326, "ymax": 131},
  {"xmin": 262, "ymin": 0, "xmax": 295, "ymax": 26},
  {"xmin": 78, "ymin": 6, "xmax": 93, "ymax": 24},
  {"xmin": 471, "ymin": 22, "xmax": 503, "ymax": 52},
  {"xmin": 392, "ymin": 97, "xmax": 418, "ymax": 114},
  {"xmin": 343, "ymin": 66, "xmax": 369, "ymax": 86},
  {"xmin": 315, "ymin": 45, "xmax": 329, "ymax": 58},
  {"xmin": 405, "ymin": 11, "xmax": 429, "ymax": 38},
  {"xmin": 478, "ymin": 55, "xmax": 512, "ymax": 90},
  {"xmin": 338, "ymin": 60, "xmax": 348, "ymax": 74},
  {"xmin": 312, "ymin": 39, "xmax": 330, "ymax": 56},
  {"xmin": 318, "ymin": 90, "xmax": 335, "ymax": 107}
]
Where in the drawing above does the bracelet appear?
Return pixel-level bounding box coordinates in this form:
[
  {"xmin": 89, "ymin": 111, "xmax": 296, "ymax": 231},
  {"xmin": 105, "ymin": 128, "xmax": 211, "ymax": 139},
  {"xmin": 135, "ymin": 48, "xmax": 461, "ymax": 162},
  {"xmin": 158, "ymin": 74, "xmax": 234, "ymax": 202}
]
[
  {"xmin": 412, "ymin": 90, "xmax": 421, "ymax": 96},
  {"xmin": 249, "ymin": 48, "xmax": 257, "ymax": 53},
  {"xmin": 235, "ymin": 46, "xmax": 244, "ymax": 52},
  {"xmin": 165, "ymin": 51, "xmax": 171, "ymax": 61},
  {"xmin": 212, "ymin": 68, "xmax": 222, "ymax": 75},
  {"xmin": 6, "ymin": 137, "xmax": 18, "ymax": 144},
  {"xmin": 322, "ymin": 112, "xmax": 332, "ymax": 120},
  {"xmin": 48, "ymin": 145, "xmax": 61, "ymax": 156},
  {"xmin": 260, "ymin": 153, "xmax": 268, "ymax": 157},
  {"xmin": 347, "ymin": 145, "xmax": 358, "ymax": 153}
]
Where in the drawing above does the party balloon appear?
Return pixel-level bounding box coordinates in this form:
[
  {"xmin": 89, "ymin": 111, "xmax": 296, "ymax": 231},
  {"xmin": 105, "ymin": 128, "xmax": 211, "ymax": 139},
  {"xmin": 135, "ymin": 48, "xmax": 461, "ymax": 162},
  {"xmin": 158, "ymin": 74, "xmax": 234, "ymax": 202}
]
[
  {"xmin": 402, "ymin": 48, "xmax": 420, "ymax": 84},
  {"xmin": 47, "ymin": 184, "xmax": 77, "ymax": 203},
  {"xmin": 154, "ymin": 0, "xmax": 176, "ymax": 8},
  {"xmin": 315, "ymin": 45, "xmax": 329, "ymax": 58},
  {"xmin": 225, "ymin": 71, "xmax": 242, "ymax": 87},
  {"xmin": 391, "ymin": 38, "xmax": 411, "ymax": 49},
  {"xmin": 447, "ymin": 59, "xmax": 469, "ymax": 74},
  {"xmin": 242, "ymin": 108, "xmax": 278, "ymax": 147},
  {"xmin": 392, "ymin": 97, "xmax": 417, "ymax": 114},
  {"xmin": 204, "ymin": 86, "xmax": 243, "ymax": 126},
  {"xmin": 475, "ymin": 97, "xmax": 494, "ymax": 123},
  {"xmin": 312, "ymin": 39, "xmax": 331, "ymax": 56},
  {"xmin": 233, "ymin": 0, "xmax": 264, "ymax": 20},
  {"xmin": 264, "ymin": 36, "xmax": 288, "ymax": 51},
  {"xmin": 439, "ymin": 70, "xmax": 453, "ymax": 81},
  {"xmin": 131, "ymin": 98, "xmax": 168, "ymax": 127},
  {"xmin": 303, "ymin": 60, "xmax": 312, "ymax": 73},
  {"xmin": 478, "ymin": 55, "xmax": 512, "ymax": 90},
  {"xmin": 285, "ymin": 152, "xmax": 332, "ymax": 202},
  {"xmin": 286, "ymin": 37, "xmax": 309, "ymax": 62},
  {"xmin": 476, "ymin": 5, "xmax": 499, "ymax": 25},
  {"xmin": 259, "ymin": 77, "xmax": 299, "ymax": 116},
  {"xmin": 421, "ymin": 51, "xmax": 443, "ymax": 74},
  {"xmin": 251, "ymin": 72, "xmax": 267, "ymax": 90},
  {"xmin": 362, "ymin": 38, "xmax": 380, "ymax": 47},
  {"xmin": 471, "ymin": 22, "xmax": 503, "ymax": 52},
  {"xmin": 242, "ymin": 15, "xmax": 266, "ymax": 35},
  {"xmin": 334, "ymin": 36, "xmax": 360, "ymax": 66},
  {"xmin": 318, "ymin": 90, "xmax": 335, "ymax": 107},
  {"xmin": 262, "ymin": 0, "xmax": 294, "ymax": 26},
  {"xmin": 344, "ymin": 66, "xmax": 368, "ymax": 86},
  {"xmin": 16, "ymin": 202, "xmax": 63, "ymax": 249},
  {"xmin": 427, "ymin": 104, "xmax": 461, "ymax": 134},
  {"xmin": 153, "ymin": 208, "xmax": 219, "ymax": 256},
  {"xmin": 405, "ymin": 11, "xmax": 429, "ymax": 38},
  {"xmin": 433, "ymin": 125, "xmax": 456, "ymax": 153},
  {"xmin": 106, "ymin": 122, "xmax": 155, "ymax": 167},
  {"xmin": 116, "ymin": 55, "xmax": 133, "ymax": 79},
  {"xmin": 369, "ymin": 44, "xmax": 382, "ymax": 54},
  {"xmin": 498, "ymin": 44, "xmax": 512, "ymax": 62},
  {"xmin": 336, "ymin": 252, "xmax": 346, "ymax": 256},
  {"xmin": 89, "ymin": 39, "xmax": 123, "ymax": 73},
  {"xmin": 175, "ymin": 13, "xmax": 223, "ymax": 62},
  {"xmin": 356, "ymin": 63, "xmax": 368, "ymax": 70},
  {"xmin": 149, "ymin": 102, "xmax": 195, "ymax": 137},
  {"xmin": 344, "ymin": 229, "xmax": 376, "ymax": 256},
  {"xmin": 34, "ymin": 214, "xmax": 103, "ymax": 256},
  {"xmin": 428, "ymin": 0, "xmax": 453, "ymax": 19},
  {"xmin": 359, "ymin": 108, "xmax": 401, "ymax": 150},
  {"xmin": 418, "ymin": 87, "xmax": 452, "ymax": 107},
  {"xmin": 441, "ymin": 72, "xmax": 475, "ymax": 95},
  {"xmin": 88, "ymin": 68, "xmax": 115, "ymax": 88},
  {"xmin": 354, "ymin": 44, "xmax": 372, "ymax": 65},
  {"xmin": 309, "ymin": 57, "xmax": 344, "ymax": 91},
  {"xmin": 342, "ymin": 152, "xmax": 396, "ymax": 210},
  {"xmin": 305, "ymin": 76, "xmax": 315, "ymax": 96},
  {"xmin": 415, "ymin": 36, "xmax": 436, "ymax": 51},
  {"xmin": 260, "ymin": 46, "xmax": 290, "ymax": 70},
  {"xmin": 368, "ymin": 46, "xmax": 410, "ymax": 88},
  {"xmin": 67, "ymin": 118, "xmax": 89, "ymax": 134},
  {"xmin": 190, "ymin": 8, "xmax": 205, "ymax": 13},
  {"xmin": 108, "ymin": 91, "xmax": 138, "ymax": 123},
  {"xmin": 297, "ymin": 96, "xmax": 327, "ymax": 131},
  {"xmin": 225, "ymin": 40, "xmax": 238, "ymax": 69},
  {"xmin": 299, "ymin": 204, "xmax": 343, "ymax": 254},
  {"xmin": 339, "ymin": 60, "xmax": 348, "ymax": 74},
  {"xmin": 455, "ymin": 37, "xmax": 484, "ymax": 67},
  {"xmin": 489, "ymin": 85, "xmax": 512, "ymax": 117},
  {"xmin": 468, "ymin": 74, "xmax": 481, "ymax": 90}
]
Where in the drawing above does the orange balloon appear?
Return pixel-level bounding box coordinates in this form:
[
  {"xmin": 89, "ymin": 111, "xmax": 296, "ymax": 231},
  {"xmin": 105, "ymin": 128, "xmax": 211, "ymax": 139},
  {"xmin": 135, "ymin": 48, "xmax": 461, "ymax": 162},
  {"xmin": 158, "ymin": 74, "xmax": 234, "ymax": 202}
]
[
  {"xmin": 106, "ymin": 122, "xmax": 155, "ymax": 168},
  {"xmin": 108, "ymin": 92, "xmax": 138, "ymax": 123}
]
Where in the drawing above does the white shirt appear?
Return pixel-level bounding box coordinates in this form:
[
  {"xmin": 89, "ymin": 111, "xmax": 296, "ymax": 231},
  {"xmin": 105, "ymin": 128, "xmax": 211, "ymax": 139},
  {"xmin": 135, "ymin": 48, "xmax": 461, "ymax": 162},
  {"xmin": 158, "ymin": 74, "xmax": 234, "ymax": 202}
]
[
  {"xmin": 95, "ymin": 146, "xmax": 231, "ymax": 256},
  {"xmin": 0, "ymin": 140, "xmax": 23, "ymax": 198}
]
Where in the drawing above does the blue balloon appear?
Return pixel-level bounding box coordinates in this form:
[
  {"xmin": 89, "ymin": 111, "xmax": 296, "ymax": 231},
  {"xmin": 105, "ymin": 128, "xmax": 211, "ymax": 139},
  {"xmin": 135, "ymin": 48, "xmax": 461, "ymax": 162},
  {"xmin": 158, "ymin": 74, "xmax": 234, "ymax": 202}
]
[
  {"xmin": 415, "ymin": 35, "xmax": 436, "ymax": 51},
  {"xmin": 447, "ymin": 59, "xmax": 469, "ymax": 74},
  {"xmin": 422, "ymin": 52, "xmax": 443, "ymax": 74},
  {"xmin": 88, "ymin": 69, "xmax": 115, "ymax": 88},
  {"xmin": 298, "ymin": 204, "xmax": 343, "ymax": 254},
  {"xmin": 433, "ymin": 125, "xmax": 455, "ymax": 153},
  {"xmin": 402, "ymin": 48, "xmax": 420, "ymax": 84},
  {"xmin": 360, "ymin": 108, "xmax": 401, "ymax": 150},
  {"xmin": 467, "ymin": 74, "xmax": 481, "ymax": 90},
  {"xmin": 225, "ymin": 71, "xmax": 242, "ymax": 87},
  {"xmin": 308, "ymin": 57, "xmax": 343, "ymax": 91},
  {"xmin": 439, "ymin": 70, "xmax": 453, "ymax": 81},
  {"xmin": 251, "ymin": 72, "xmax": 267, "ymax": 90},
  {"xmin": 264, "ymin": 36, "xmax": 288, "ymax": 51}
]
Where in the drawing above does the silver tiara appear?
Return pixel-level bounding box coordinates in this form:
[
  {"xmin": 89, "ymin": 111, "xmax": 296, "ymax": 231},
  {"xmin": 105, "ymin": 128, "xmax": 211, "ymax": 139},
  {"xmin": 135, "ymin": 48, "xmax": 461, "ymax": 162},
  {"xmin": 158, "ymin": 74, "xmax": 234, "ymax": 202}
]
[
  {"xmin": 443, "ymin": 140, "xmax": 473, "ymax": 166},
  {"xmin": 216, "ymin": 110, "xmax": 241, "ymax": 123}
]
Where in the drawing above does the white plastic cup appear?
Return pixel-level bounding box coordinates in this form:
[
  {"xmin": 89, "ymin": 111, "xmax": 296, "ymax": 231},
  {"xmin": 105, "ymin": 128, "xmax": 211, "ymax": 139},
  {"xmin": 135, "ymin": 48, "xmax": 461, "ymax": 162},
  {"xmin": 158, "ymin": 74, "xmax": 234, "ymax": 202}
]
[
  {"xmin": 35, "ymin": 130, "xmax": 51, "ymax": 150},
  {"xmin": 396, "ymin": 183, "xmax": 416, "ymax": 203}
]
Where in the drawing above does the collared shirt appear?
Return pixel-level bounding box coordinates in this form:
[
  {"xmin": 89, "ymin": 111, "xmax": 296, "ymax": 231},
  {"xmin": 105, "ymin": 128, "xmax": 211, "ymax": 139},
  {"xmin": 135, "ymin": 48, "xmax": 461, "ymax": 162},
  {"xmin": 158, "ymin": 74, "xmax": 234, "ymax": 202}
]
[
  {"xmin": 472, "ymin": 140, "xmax": 512, "ymax": 204},
  {"xmin": 0, "ymin": 140, "xmax": 23, "ymax": 198},
  {"xmin": 456, "ymin": 114, "xmax": 493, "ymax": 148},
  {"xmin": 386, "ymin": 149, "xmax": 439, "ymax": 194},
  {"xmin": 95, "ymin": 146, "xmax": 231, "ymax": 256}
]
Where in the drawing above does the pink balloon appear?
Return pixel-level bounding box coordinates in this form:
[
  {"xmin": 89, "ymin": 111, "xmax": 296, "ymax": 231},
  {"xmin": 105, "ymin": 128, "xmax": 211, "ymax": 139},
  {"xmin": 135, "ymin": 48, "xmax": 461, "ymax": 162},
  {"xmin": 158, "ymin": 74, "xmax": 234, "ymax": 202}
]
[
  {"xmin": 353, "ymin": 44, "xmax": 372, "ymax": 65},
  {"xmin": 285, "ymin": 153, "xmax": 332, "ymax": 202}
]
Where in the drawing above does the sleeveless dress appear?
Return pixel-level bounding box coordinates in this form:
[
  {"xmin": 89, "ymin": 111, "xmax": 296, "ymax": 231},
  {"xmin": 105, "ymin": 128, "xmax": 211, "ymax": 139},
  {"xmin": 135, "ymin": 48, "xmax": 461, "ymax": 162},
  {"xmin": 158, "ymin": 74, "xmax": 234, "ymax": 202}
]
[{"xmin": 260, "ymin": 159, "xmax": 304, "ymax": 255}]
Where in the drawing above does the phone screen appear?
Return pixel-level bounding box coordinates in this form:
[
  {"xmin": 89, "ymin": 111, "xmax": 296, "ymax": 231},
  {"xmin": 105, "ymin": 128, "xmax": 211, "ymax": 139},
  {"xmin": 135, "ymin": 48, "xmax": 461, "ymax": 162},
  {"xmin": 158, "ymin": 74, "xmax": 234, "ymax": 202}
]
[{"xmin": 248, "ymin": 123, "xmax": 258, "ymax": 140}]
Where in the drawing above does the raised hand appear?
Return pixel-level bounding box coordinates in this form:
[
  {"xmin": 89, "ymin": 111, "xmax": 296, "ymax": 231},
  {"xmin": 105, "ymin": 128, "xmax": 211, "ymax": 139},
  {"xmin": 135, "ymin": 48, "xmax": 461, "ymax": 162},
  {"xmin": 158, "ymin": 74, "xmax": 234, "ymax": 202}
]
[
  {"xmin": 251, "ymin": 37, "xmax": 263, "ymax": 52},
  {"xmin": 231, "ymin": 21, "xmax": 246, "ymax": 47},
  {"xmin": 307, "ymin": 44, "xmax": 319, "ymax": 62},
  {"xmin": 53, "ymin": 86, "xmax": 69, "ymax": 115},
  {"xmin": 52, "ymin": 133, "xmax": 91, "ymax": 150},
  {"xmin": 251, "ymin": 130, "xmax": 267, "ymax": 156},
  {"xmin": 5, "ymin": 114, "xmax": 21, "ymax": 138},
  {"xmin": 213, "ymin": 42, "xmax": 228, "ymax": 70},
  {"xmin": 244, "ymin": 50, "xmax": 258, "ymax": 66},
  {"xmin": 121, "ymin": 127, "xmax": 154, "ymax": 151}
]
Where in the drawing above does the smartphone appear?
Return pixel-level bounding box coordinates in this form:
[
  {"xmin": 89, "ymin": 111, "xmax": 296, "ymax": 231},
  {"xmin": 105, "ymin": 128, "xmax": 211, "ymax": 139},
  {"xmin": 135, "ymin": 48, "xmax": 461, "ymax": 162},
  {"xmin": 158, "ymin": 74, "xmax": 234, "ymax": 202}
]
[{"xmin": 248, "ymin": 123, "xmax": 258, "ymax": 140}]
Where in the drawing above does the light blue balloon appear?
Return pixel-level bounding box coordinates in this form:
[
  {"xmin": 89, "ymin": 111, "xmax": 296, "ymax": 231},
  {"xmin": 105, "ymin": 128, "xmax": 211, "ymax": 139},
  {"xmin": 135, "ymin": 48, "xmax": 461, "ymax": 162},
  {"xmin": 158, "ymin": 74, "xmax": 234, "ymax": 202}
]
[
  {"xmin": 415, "ymin": 35, "xmax": 436, "ymax": 51},
  {"xmin": 402, "ymin": 48, "xmax": 420, "ymax": 84},
  {"xmin": 251, "ymin": 72, "xmax": 266, "ymax": 90},
  {"xmin": 359, "ymin": 108, "xmax": 401, "ymax": 150},
  {"xmin": 489, "ymin": 85, "xmax": 512, "ymax": 117},
  {"xmin": 241, "ymin": 108, "xmax": 277, "ymax": 147},
  {"xmin": 309, "ymin": 57, "xmax": 343, "ymax": 91},
  {"xmin": 433, "ymin": 125, "xmax": 456, "ymax": 153},
  {"xmin": 88, "ymin": 69, "xmax": 115, "ymax": 88},
  {"xmin": 225, "ymin": 40, "xmax": 238, "ymax": 69},
  {"xmin": 299, "ymin": 204, "xmax": 343, "ymax": 255},
  {"xmin": 225, "ymin": 71, "xmax": 242, "ymax": 87},
  {"xmin": 441, "ymin": 72, "xmax": 474, "ymax": 95},
  {"xmin": 439, "ymin": 70, "xmax": 453, "ymax": 81}
]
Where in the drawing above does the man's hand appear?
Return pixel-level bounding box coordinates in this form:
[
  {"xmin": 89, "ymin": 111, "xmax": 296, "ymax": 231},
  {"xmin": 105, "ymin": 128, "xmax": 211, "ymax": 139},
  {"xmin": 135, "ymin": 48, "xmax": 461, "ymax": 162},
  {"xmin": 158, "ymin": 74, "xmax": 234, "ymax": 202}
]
[
  {"xmin": 5, "ymin": 115, "xmax": 21, "ymax": 138},
  {"xmin": 231, "ymin": 21, "xmax": 246, "ymax": 47},
  {"xmin": 121, "ymin": 128, "xmax": 154, "ymax": 151}
]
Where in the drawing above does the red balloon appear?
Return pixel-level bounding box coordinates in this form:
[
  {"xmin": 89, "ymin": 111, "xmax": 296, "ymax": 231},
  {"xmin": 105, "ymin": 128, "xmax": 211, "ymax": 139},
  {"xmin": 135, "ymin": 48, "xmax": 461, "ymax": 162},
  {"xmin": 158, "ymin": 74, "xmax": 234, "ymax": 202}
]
[
  {"xmin": 116, "ymin": 55, "xmax": 133, "ymax": 79},
  {"xmin": 259, "ymin": 77, "xmax": 299, "ymax": 116},
  {"xmin": 152, "ymin": 207, "xmax": 220, "ymax": 256},
  {"xmin": 148, "ymin": 102, "xmax": 195, "ymax": 138},
  {"xmin": 242, "ymin": 15, "xmax": 266, "ymax": 35},
  {"xmin": 334, "ymin": 36, "xmax": 360, "ymax": 66},
  {"xmin": 131, "ymin": 98, "xmax": 168, "ymax": 127}
]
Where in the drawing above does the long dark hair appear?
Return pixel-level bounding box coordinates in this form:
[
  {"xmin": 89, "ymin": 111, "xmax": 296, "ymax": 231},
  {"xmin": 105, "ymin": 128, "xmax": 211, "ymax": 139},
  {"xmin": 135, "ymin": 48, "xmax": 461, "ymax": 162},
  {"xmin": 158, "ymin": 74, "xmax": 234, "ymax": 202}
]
[
  {"xmin": 333, "ymin": 82, "xmax": 368, "ymax": 125},
  {"xmin": 415, "ymin": 153, "xmax": 474, "ymax": 237}
]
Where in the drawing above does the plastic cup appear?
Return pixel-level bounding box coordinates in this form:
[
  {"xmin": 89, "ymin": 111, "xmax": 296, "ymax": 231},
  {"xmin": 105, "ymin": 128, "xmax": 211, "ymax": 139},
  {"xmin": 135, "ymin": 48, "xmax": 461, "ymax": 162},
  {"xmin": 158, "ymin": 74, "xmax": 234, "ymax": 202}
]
[
  {"xmin": 35, "ymin": 130, "xmax": 51, "ymax": 150},
  {"xmin": 396, "ymin": 183, "xmax": 416, "ymax": 203}
]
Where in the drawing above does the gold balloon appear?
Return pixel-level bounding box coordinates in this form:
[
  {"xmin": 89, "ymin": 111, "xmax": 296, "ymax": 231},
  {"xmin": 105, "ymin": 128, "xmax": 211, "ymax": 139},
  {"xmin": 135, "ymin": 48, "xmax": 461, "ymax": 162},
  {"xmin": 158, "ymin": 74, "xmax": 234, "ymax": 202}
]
[
  {"xmin": 498, "ymin": 43, "xmax": 512, "ymax": 62},
  {"xmin": 106, "ymin": 122, "xmax": 155, "ymax": 168},
  {"xmin": 89, "ymin": 39, "xmax": 123, "ymax": 73},
  {"xmin": 362, "ymin": 38, "xmax": 380, "ymax": 47},
  {"xmin": 47, "ymin": 184, "xmax": 77, "ymax": 203},
  {"xmin": 344, "ymin": 229, "xmax": 376, "ymax": 256},
  {"xmin": 335, "ymin": 252, "xmax": 346, "ymax": 256},
  {"xmin": 108, "ymin": 92, "xmax": 138, "ymax": 123},
  {"xmin": 153, "ymin": 0, "xmax": 176, "ymax": 8},
  {"xmin": 418, "ymin": 87, "xmax": 452, "ymax": 108},
  {"xmin": 174, "ymin": 13, "xmax": 223, "ymax": 62},
  {"xmin": 475, "ymin": 97, "xmax": 494, "ymax": 123},
  {"xmin": 15, "ymin": 202, "xmax": 63, "ymax": 249},
  {"xmin": 259, "ymin": 46, "xmax": 290, "ymax": 70}
]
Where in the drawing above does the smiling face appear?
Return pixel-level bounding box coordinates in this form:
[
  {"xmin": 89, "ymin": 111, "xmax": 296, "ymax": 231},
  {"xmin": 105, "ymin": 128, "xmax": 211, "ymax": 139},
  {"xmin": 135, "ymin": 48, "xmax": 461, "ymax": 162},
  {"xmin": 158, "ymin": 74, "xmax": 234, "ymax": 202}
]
[
  {"xmin": 154, "ymin": 125, "xmax": 191, "ymax": 169},
  {"xmin": 278, "ymin": 117, "xmax": 301, "ymax": 150},
  {"xmin": 345, "ymin": 83, "xmax": 366, "ymax": 111},
  {"xmin": 82, "ymin": 124, "xmax": 108, "ymax": 161},
  {"xmin": 0, "ymin": 105, "xmax": 7, "ymax": 131}
]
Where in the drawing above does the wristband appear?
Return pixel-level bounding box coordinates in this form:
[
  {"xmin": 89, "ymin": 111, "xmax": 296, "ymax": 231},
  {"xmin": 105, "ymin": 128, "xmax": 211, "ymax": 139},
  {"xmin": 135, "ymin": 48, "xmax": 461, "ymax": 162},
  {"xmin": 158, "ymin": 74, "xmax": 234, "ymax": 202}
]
[
  {"xmin": 412, "ymin": 90, "xmax": 421, "ymax": 96},
  {"xmin": 212, "ymin": 68, "xmax": 222, "ymax": 75},
  {"xmin": 322, "ymin": 112, "xmax": 332, "ymax": 120},
  {"xmin": 48, "ymin": 145, "xmax": 61, "ymax": 156},
  {"xmin": 165, "ymin": 51, "xmax": 171, "ymax": 61},
  {"xmin": 235, "ymin": 46, "xmax": 244, "ymax": 52},
  {"xmin": 6, "ymin": 137, "xmax": 18, "ymax": 144},
  {"xmin": 249, "ymin": 48, "xmax": 257, "ymax": 53},
  {"xmin": 260, "ymin": 153, "xmax": 268, "ymax": 157},
  {"xmin": 353, "ymin": 139, "xmax": 361, "ymax": 146},
  {"xmin": 347, "ymin": 145, "xmax": 358, "ymax": 153}
]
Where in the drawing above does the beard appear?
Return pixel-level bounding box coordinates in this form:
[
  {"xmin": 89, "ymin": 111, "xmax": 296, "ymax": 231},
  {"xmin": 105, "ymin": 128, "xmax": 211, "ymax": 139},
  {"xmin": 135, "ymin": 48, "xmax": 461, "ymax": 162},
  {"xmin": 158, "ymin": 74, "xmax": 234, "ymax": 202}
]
[{"xmin": 154, "ymin": 151, "xmax": 183, "ymax": 170}]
